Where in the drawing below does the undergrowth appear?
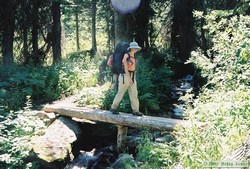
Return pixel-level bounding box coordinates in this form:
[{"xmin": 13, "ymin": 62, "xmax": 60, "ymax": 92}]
[
  {"xmin": 0, "ymin": 52, "xmax": 98, "ymax": 168},
  {"xmin": 0, "ymin": 53, "xmax": 97, "ymax": 111},
  {"xmin": 134, "ymin": 11, "xmax": 250, "ymax": 169}
]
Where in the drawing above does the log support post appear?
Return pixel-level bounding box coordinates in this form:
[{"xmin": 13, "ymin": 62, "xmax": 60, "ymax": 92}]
[{"xmin": 117, "ymin": 125, "xmax": 128, "ymax": 152}]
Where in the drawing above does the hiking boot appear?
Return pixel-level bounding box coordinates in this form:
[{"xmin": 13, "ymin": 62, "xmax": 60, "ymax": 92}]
[
  {"xmin": 132, "ymin": 111, "xmax": 143, "ymax": 116},
  {"xmin": 110, "ymin": 108, "xmax": 119, "ymax": 115}
]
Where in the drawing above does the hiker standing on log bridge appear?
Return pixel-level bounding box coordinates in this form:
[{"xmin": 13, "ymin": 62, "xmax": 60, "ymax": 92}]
[{"xmin": 110, "ymin": 41, "xmax": 143, "ymax": 116}]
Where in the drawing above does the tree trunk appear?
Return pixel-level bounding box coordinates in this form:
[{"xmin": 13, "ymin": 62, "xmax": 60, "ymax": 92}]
[
  {"xmin": 91, "ymin": 0, "xmax": 97, "ymax": 54},
  {"xmin": 75, "ymin": 7, "xmax": 80, "ymax": 51},
  {"xmin": 106, "ymin": 3, "xmax": 113, "ymax": 53},
  {"xmin": 23, "ymin": 24, "xmax": 29, "ymax": 63},
  {"xmin": 52, "ymin": 1, "xmax": 62, "ymax": 64},
  {"xmin": 171, "ymin": 0, "xmax": 195, "ymax": 61},
  {"xmin": 114, "ymin": 12, "xmax": 131, "ymax": 45},
  {"xmin": 2, "ymin": 0, "xmax": 15, "ymax": 66},
  {"xmin": 135, "ymin": 0, "xmax": 150, "ymax": 51},
  {"xmin": 21, "ymin": 0, "xmax": 31, "ymax": 64},
  {"xmin": 32, "ymin": 0, "xmax": 39, "ymax": 65},
  {"xmin": 22, "ymin": 0, "xmax": 29, "ymax": 62}
]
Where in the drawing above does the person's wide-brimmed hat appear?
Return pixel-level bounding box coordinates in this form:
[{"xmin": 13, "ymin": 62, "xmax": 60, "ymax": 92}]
[{"xmin": 127, "ymin": 42, "xmax": 141, "ymax": 51}]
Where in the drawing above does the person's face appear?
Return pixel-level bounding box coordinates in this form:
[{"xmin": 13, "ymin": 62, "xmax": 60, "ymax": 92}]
[{"xmin": 132, "ymin": 48, "xmax": 138, "ymax": 53}]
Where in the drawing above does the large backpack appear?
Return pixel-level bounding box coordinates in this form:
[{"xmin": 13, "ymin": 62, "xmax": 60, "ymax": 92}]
[{"xmin": 111, "ymin": 42, "xmax": 130, "ymax": 74}]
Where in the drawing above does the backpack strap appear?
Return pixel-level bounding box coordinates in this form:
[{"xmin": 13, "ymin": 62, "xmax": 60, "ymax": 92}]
[
  {"xmin": 121, "ymin": 53, "xmax": 136, "ymax": 84},
  {"xmin": 129, "ymin": 71, "xmax": 135, "ymax": 83},
  {"xmin": 126, "ymin": 52, "xmax": 133, "ymax": 64}
]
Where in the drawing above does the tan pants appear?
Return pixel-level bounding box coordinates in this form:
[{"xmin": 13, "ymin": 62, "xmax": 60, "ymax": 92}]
[{"xmin": 111, "ymin": 74, "xmax": 139, "ymax": 112}]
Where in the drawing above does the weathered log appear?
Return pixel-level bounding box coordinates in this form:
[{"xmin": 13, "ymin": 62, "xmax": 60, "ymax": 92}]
[
  {"xmin": 43, "ymin": 106, "xmax": 203, "ymax": 131},
  {"xmin": 43, "ymin": 106, "xmax": 205, "ymax": 152}
]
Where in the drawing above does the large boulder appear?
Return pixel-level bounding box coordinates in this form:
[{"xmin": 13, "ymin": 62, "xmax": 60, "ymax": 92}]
[{"xmin": 31, "ymin": 116, "xmax": 81, "ymax": 163}]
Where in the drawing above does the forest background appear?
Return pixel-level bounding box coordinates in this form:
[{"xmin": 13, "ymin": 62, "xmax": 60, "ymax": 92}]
[{"xmin": 0, "ymin": 0, "xmax": 250, "ymax": 168}]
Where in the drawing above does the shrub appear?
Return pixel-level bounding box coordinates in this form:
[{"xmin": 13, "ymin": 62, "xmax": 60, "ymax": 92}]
[
  {"xmin": 0, "ymin": 54, "xmax": 98, "ymax": 111},
  {"xmin": 101, "ymin": 56, "xmax": 173, "ymax": 115},
  {"xmin": 0, "ymin": 52, "xmax": 99, "ymax": 168},
  {"xmin": 0, "ymin": 110, "xmax": 45, "ymax": 169},
  {"xmin": 129, "ymin": 11, "xmax": 250, "ymax": 169},
  {"xmin": 76, "ymin": 84, "xmax": 110, "ymax": 108},
  {"xmin": 172, "ymin": 11, "xmax": 250, "ymax": 168},
  {"xmin": 136, "ymin": 131, "xmax": 178, "ymax": 168}
]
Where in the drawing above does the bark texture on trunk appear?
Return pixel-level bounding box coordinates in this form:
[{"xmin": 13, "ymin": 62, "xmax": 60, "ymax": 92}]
[
  {"xmin": 75, "ymin": 8, "xmax": 80, "ymax": 51},
  {"xmin": 32, "ymin": 0, "xmax": 39, "ymax": 64},
  {"xmin": 2, "ymin": 0, "xmax": 15, "ymax": 66},
  {"xmin": 52, "ymin": 1, "xmax": 62, "ymax": 63},
  {"xmin": 114, "ymin": 12, "xmax": 131, "ymax": 45},
  {"xmin": 91, "ymin": 0, "xmax": 97, "ymax": 53}
]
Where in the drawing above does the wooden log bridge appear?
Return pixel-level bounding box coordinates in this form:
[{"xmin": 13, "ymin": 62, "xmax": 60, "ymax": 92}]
[{"xmin": 43, "ymin": 106, "xmax": 204, "ymax": 152}]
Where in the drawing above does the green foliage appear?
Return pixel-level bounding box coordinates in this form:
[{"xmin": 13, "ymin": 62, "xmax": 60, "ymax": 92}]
[
  {"xmin": 173, "ymin": 11, "xmax": 250, "ymax": 168},
  {"xmin": 101, "ymin": 88, "xmax": 117, "ymax": 110},
  {"xmin": 101, "ymin": 87, "xmax": 132, "ymax": 113},
  {"xmin": 0, "ymin": 64, "xmax": 49, "ymax": 110},
  {"xmin": 132, "ymin": 9, "xmax": 250, "ymax": 169},
  {"xmin": 233, "ymin": 0, "xmax": 250, "ymax": 15},
  {"xmin": 191, "ymin": 12, "xmax": 250, "ymax": 90},
  {"xmin": 0, "ymin": 53, "xmax": 98, "ymax": 111},
  {"xmin": 61, "ymin": 0, "xmax": 110, "ymax": 54},
  {"xmin": 57, "ymin": 53, "xmax": 98, "ymax": 97},
  {"xmin": 137, "ymin": 57, "xmax": 172, "ymax": 114},
  {"xmin": 0, "ymin": 110, "xmax": 45, "ymax": 169},
  {"xmin": 136, "ymin": 131, "xmax": 178, "ymax": 168},
  {"xmin": 137, "ymin": 68, "xmax": 159, "ymax": 114},
  {"xmin": 76, "ymin": 85, "xmax": 108, "ymax": 108},
  {"xmin": 0, "ymin": 51, "xmax": 99, "ymax": 168},
  {"xmin": 174, "ymin": 87, "xmax": 250, "ymax": 168},
  {"xmin": 77, "ymin": 91, "xmax": 101, "ymax": 107},
  {"xmin": 101, "ymin": 56, "xmax": 173, "ymax": 115}
]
